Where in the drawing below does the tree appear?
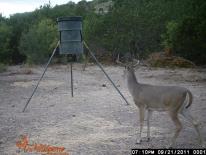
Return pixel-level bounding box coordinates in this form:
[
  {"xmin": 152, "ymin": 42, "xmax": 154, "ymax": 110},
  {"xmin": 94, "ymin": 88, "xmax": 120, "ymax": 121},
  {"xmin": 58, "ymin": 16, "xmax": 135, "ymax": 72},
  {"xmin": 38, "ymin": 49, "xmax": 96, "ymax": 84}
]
[
  {"xmin": 174, "ymin": 16, "xmax": 206, "ymax": 65},
  {"xmin": 0, "ymin": 0, "xmax": 205, "ymax": 65},
  {"xmin": 19, "ymin": 19, "xmax": 58, "ymax": 64},
  {"xmin": 162, "ymin": 0, "xmax": 206, "ymax": 65},
  {"xmin": 0, "ymin": 22, "xmax": 12, "ymax": 63}
]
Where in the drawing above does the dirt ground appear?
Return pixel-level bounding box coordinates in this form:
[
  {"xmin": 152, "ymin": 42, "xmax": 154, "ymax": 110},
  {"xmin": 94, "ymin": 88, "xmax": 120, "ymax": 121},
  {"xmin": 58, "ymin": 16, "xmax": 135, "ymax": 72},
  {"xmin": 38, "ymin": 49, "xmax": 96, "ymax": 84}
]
[{"xmin": 0, "ymin": 64, "xmax": 206, "ymax": 155}]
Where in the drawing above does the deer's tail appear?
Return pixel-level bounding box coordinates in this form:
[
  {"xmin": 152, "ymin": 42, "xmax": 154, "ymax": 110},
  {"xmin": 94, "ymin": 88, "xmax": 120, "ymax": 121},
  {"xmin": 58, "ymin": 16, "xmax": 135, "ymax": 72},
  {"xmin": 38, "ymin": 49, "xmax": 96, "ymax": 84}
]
[{"xmin": 186, "ymin": 90, "xmax": 193, "ymax": 109}]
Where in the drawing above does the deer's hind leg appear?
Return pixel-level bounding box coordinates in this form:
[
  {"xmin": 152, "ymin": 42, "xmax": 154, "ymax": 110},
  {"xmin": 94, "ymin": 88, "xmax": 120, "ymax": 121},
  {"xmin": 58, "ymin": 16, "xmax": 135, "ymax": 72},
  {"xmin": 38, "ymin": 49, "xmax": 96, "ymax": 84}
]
[
  {"xmin": 181, "ymin": 109, "xmax": 203, "ymax": 146},
  {"xmin": 168, "ymin": 111, "xmax": 182, "ymax": 148}
]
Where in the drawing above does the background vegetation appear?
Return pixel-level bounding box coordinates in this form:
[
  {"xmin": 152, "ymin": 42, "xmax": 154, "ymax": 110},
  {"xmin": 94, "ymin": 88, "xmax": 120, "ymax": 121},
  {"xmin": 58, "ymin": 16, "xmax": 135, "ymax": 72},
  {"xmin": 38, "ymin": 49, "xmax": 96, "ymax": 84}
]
[{"xmin": 0, "ymin": 0, "xmax": 205, "ymax": 66}]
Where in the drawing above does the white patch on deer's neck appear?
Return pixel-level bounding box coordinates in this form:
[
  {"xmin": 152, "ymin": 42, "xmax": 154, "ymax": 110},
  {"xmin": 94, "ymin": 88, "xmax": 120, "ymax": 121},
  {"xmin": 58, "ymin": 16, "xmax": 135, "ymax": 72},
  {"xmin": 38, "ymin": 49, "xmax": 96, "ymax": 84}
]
[{"xmin": 126, "ymin": 69, "xmax": 139, "ymax": 96}]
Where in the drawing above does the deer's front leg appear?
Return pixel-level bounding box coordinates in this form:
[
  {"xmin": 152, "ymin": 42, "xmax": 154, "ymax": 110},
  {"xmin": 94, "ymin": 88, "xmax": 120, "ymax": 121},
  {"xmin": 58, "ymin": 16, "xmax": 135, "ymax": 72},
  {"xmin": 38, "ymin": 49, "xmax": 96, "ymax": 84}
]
[
  {"xmin": 147, "ymin": 110, "xmax": 152, "ymax": 142},
  {"xmin": 136, "ymin": 106, "xmax": 145, "ymax": 144}
]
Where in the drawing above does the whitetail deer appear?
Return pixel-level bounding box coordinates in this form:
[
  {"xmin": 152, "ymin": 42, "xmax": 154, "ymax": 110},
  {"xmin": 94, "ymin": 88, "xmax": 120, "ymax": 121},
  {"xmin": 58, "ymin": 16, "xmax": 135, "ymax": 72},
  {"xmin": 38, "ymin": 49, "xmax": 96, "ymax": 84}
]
[{"xmin": 116, "ymin": 58, "xmax": 204, "ymax": 148}]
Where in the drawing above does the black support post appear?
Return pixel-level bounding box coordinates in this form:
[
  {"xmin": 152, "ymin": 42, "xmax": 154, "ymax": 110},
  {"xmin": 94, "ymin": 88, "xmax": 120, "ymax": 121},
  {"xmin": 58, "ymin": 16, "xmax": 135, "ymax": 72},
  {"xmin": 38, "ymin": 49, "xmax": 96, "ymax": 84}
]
[
  {"xmin": 22, "ymin": 41, "xmax": 60, "ymax": 112},
  {"xmin": 83, "ymin": 41, "xmax": 129, "ymax": 105},
  {"xmin": 71, "ymin": 62, "xmax": 74, "ymax": 97}
]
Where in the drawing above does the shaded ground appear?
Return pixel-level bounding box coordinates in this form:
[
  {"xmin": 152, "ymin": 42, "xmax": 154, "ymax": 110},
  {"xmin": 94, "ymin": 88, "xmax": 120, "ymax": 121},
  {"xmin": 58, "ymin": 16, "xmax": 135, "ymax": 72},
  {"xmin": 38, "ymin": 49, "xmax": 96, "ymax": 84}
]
[{"xmin": 0, "ymin": 64, "xmax": 206, "ymax": 155}]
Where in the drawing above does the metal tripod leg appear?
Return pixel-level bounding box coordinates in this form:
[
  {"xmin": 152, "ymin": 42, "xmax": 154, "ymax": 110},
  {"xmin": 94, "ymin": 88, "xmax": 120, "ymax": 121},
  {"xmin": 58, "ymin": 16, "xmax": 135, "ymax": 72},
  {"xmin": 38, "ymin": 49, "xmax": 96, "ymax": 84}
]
[
  {"xmin": 83, "ymin": 41, "xmax": 129, "ymax": 105},
  {"xmin": 22, "ymin": 41, "xmax": 60, "ymax": 112},
  {"xmin": 70, "ymin": 62, "xmax": 74, "ymax": 97}
]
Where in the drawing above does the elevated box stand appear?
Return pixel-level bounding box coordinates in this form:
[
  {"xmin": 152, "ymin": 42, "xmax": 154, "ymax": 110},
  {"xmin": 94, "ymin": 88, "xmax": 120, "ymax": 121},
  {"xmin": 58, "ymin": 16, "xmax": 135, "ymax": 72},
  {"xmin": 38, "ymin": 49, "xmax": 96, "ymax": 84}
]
[
  {"xmin": 22, "ymin": 16, "xmax": 129, "ymax": 112},
  {"xmin": 57, "ymin": 16, "xmax": 83, "ymax": 55}
]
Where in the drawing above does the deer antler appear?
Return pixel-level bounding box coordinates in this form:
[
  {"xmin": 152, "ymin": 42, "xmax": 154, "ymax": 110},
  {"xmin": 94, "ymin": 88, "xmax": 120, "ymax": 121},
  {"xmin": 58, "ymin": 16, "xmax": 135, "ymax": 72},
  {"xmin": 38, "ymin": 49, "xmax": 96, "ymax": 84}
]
[
  {"xmin": 116, "ymin": 54, "xmax": 126, "ymax": 67},
  {"xmin": 131, "ymin": 59, "xmax": 140, "ymax": 67},
  {"xmin": 116, "ymin": 54, "xmax": 140, "ymax": 68}
]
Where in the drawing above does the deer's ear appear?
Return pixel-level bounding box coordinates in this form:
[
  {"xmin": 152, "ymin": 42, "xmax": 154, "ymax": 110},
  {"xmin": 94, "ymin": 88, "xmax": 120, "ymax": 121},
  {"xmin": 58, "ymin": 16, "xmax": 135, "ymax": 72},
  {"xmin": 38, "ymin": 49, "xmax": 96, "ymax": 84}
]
[{"xmin": 125, "ymin": 66, "xmax": 127, "ymax": 69}]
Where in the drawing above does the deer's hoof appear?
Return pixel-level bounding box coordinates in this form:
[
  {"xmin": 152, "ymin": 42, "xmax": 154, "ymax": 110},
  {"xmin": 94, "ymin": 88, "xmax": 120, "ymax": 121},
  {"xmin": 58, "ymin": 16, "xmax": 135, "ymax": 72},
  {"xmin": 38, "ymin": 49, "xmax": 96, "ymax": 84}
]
[
  {"xmin": 146, "ymin": 137, "xmax": 150, "ymax": 142},
  {"xmin": 166, "ymin": 144, "xmax": 173, "ymax": 149},
  {"xmin": 136, "ymin": 139, "xmax": 142, "ymax": 144},
  {"xmin": 200, "ymin": 143, "xmax": 205, "ymax": 148},
  {"xmin": 198, "ymin": 139, "xmax": 204, "ymax": 146}
]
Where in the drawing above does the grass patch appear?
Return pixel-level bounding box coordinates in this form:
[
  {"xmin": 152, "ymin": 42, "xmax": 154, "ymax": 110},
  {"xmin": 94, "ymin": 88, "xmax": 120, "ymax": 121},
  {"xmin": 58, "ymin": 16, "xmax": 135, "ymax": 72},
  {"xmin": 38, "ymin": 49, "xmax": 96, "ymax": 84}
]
[
  {"xmin": 0, "ymin": 63, "xmax": 7, "ymax": 73},
  {"xmin": 147, "ymin": 52, "xmax": 196, "ymax": 68}
]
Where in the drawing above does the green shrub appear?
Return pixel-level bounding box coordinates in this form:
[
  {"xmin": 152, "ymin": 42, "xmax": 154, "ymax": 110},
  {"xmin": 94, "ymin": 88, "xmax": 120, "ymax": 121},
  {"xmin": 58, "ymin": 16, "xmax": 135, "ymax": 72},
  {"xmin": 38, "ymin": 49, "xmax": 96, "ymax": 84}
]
[
  {"xmin": 19, "ymin": 18, "xmax": 58, "ymax": 64},
  {"xmin": 0, "ymin": 63, "xmax": 7, "ymax": 73},
  {"xmin": 147, "ymin": 52, "xmax": 195, "ymax": 68}
]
